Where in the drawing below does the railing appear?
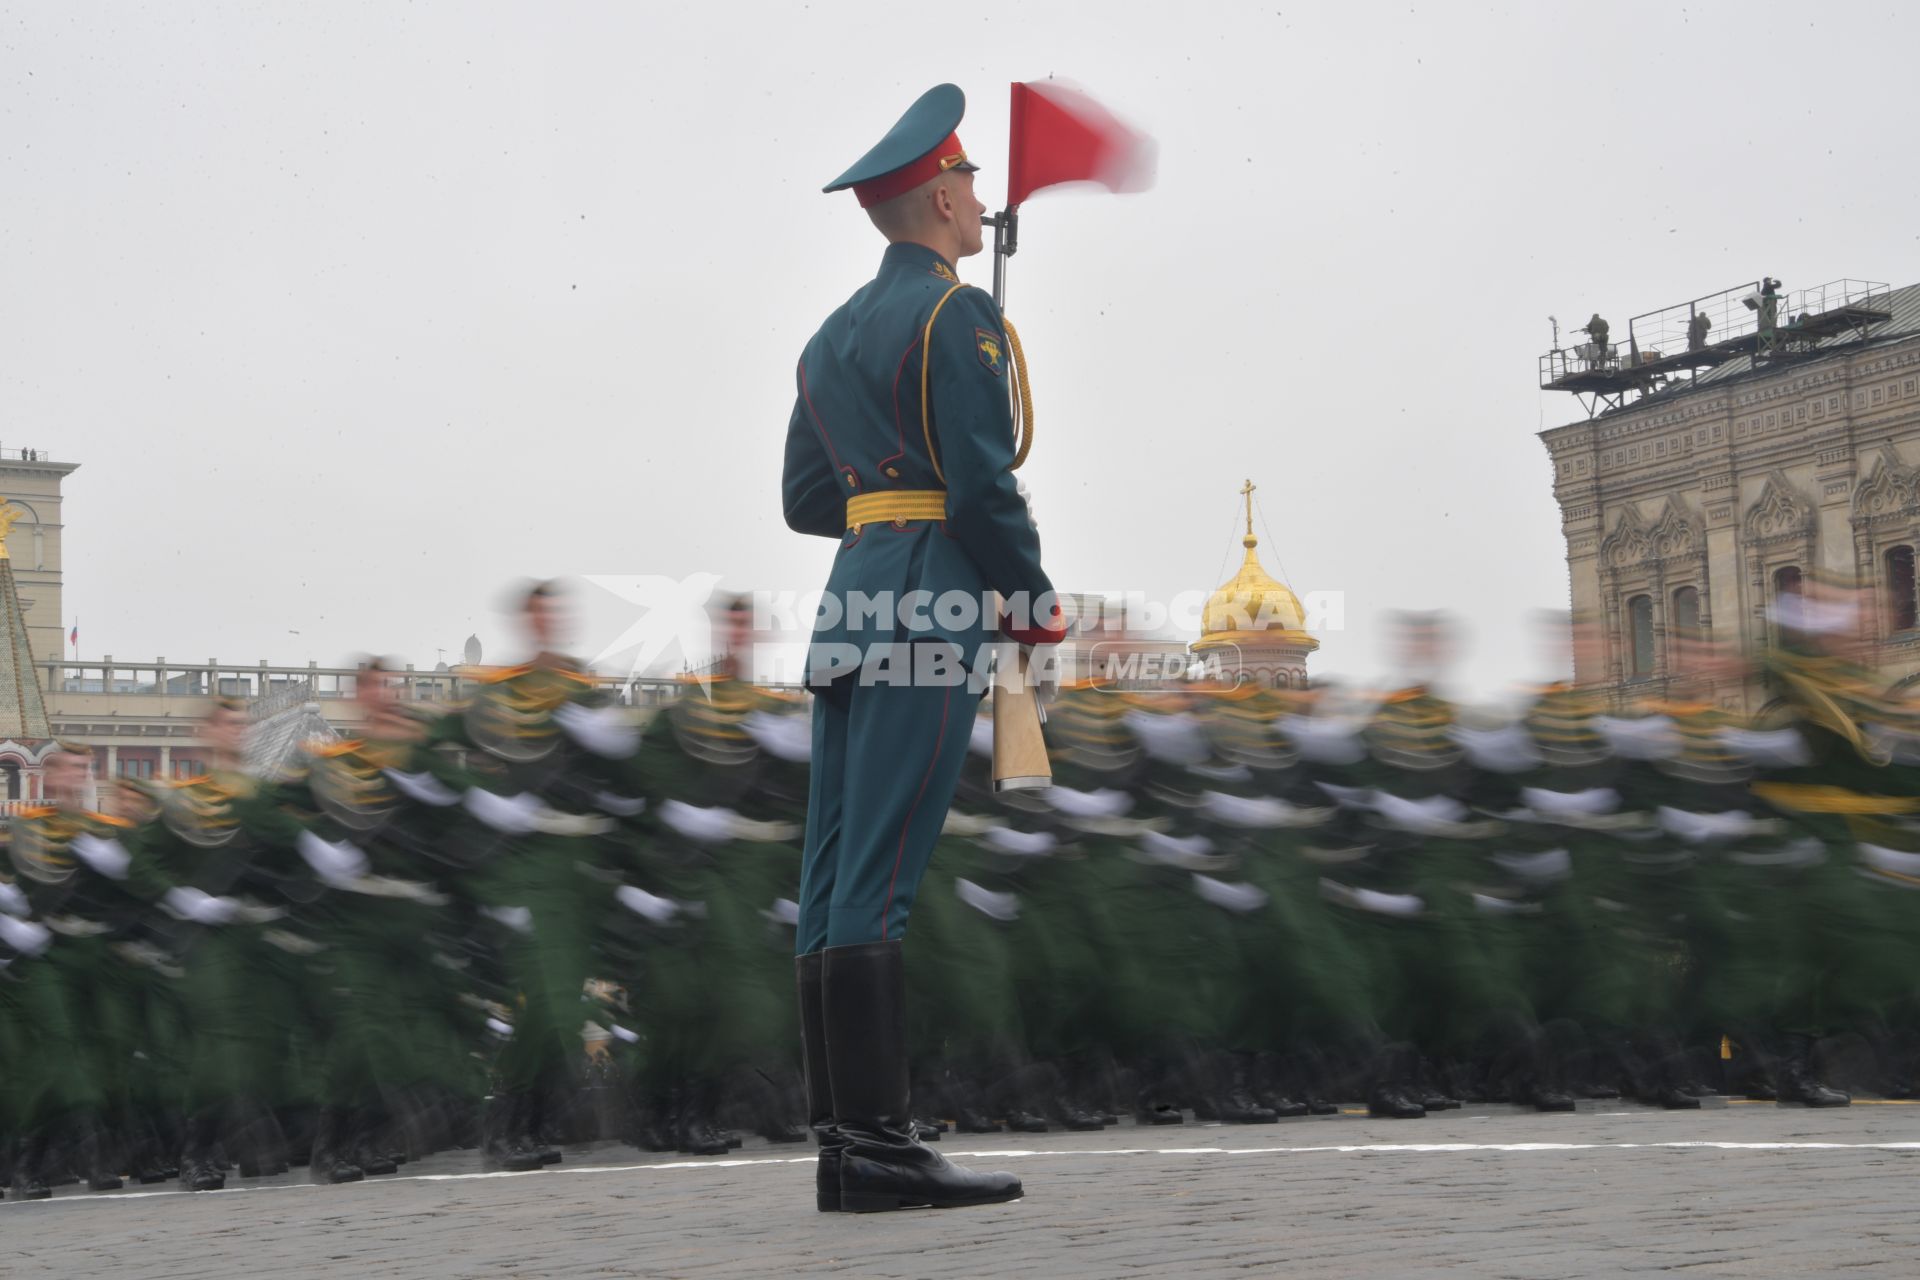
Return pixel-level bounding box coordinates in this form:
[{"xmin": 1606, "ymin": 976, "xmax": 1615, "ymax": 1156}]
[
  {"xmin": 1540, "ymin": 342, "xmax": 1622, "ymax": 385},
  {"xmin": 41, "ymin": 657, "xmax": 802, "ymax": 712},
  {"xmin": 1542, "ymin": 278, "xmax": 1892, "ymax": 391}
]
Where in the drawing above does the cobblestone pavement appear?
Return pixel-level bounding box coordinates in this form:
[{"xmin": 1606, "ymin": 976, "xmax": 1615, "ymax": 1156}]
[{"xmin": 8, "ymin": 1101, "xmax": 1920, "ymax": 1278}]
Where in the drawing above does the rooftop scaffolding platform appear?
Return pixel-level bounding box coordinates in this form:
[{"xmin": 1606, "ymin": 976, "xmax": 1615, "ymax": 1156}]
[{"xmin": 1540, "ymin": 277, "xmax": 1892, "ymax": 416}]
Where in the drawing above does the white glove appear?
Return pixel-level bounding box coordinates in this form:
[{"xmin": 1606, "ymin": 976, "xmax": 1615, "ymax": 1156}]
[
  {"xmin": 0, "ymin": 881, "xmax": 29, "ymax": 918},
  {"xmin": 482, "ymin": 904, "xmax": 535, "ymax": 935},
  {"xmin": 162, "ymin": 887, "xmax": 240, "ymax": 926},
  {"xmin": 554, "ymin": 702, "xmax": 640, "ymax": 759},
  {"xmin": 616, "ymin": 884, "xmax": 681, "ymax": 925},
  {"xmin": 1015, "ymin": 477, "xmax": 1038, "ymax": 532},
  {"xmin": 464, "ymin": 788, "xmax": 541, "ymax": 834},
  {"xmin": 72, "ymin": 833, "xmax": 132, "ymax": 880},
  {"xmin": 0, "ymin": 913, "xmax": 52, "ymax": 956},
  {"xmin": 298, "ymin": 832, "xmax": 370, "ymax": 886}
]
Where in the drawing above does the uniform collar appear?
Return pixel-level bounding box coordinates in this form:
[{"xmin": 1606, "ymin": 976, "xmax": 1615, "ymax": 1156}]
[{"xmin": 879, "ymin": 241, "xmax": 959, "ymax": 280}]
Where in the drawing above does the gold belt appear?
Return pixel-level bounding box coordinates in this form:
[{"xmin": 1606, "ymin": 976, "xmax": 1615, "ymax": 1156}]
[{"xmin": 847, "ymin": 489, "xmax": 947, "ymax": 530}]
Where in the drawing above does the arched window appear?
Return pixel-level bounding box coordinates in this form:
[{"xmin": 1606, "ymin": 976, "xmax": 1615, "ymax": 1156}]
[
  {"xmin": 1627, "ymin": 595, "xmax": 1655, "ymax": 678},
  {"xmin": 1773, "ymin": 565, "xmax": 1803, "ymax": 600},
  {"xmin": 1885, "ymin": 546, "xmax": 1916, "ymax": 633}
]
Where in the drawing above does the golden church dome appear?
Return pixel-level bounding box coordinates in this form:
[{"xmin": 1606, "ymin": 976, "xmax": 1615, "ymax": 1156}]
[{"xmin": 1202, "ymin": 533, "xmax": 1306, "ymax": 635}]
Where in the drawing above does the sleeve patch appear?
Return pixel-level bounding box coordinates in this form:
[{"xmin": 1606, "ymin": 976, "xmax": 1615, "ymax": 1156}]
[{"xmin": 975, "ymin": 327, "xmax": 1005, "ymax": 376}]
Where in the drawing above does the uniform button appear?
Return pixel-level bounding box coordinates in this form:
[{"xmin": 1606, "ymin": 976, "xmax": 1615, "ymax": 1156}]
[
  {"xmin": 884, "ymin": 466, "xmax": 900, "ymax": 478},
  {"xmin": 845, "ymin": 474, "xmax": 857, "ymax": 487},
  {"xmin": 893, "ymin": 517, "xmax": 907, "ymax": 528},
  {"xmin": 850, "ymin": 524, "xmax": 862, "ymax": 536}
]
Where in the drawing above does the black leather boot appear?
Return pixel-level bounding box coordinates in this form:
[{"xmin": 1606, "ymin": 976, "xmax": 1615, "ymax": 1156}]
[
  {"xmin": 482, "ymin": 1092, "xmax": 544, "ymax": 1172},
  {"xmin": 1366, "ymin": 1083, "xmax": 1426, "ymax": 1119},
  {"xmin": 179, "ymin": 1106, "xmax": 226, "ymax": 1192},
  {"xmin": 672, "ymin": 1084, "xmax": 730, "ymax": 1157},
  {"xmin": 78, "ymin": 1118, "xmax": 123, "ymax": 1192},
  {"xmin": 310, "ymin": 1107, "xmax": 365, "ymax": 1185},
  {"xmin": 1367, "ymin": 1047, "xmax": 1426, "ymax": 1118},
  {"xmin": 823, "ymin": 941, "xmax": 1022, "ymax": 1213},
  {"xmin": 234, "ymin": 1100, "xmax": 290, "ymax": 1178},
  {"xmin": 8, "ymin": 1132, "xmax": 51, "ymax": 1201},
  {"xmin": 798, "ymin": 951, "xmax": 844, "ymax": 1212},
  {"xmin": 350, "ymin": 1107, "xmax": 399, "ymax": 1176},
  {"xmin": 1776, "ymin": 1034, "xmax": 1850, "ymax": 1108}
]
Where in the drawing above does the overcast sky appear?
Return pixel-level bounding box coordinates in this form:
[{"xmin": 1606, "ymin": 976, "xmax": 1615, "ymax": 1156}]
[{"xmin": 6, "ymin": 1, "xmax": 1917, "ymax": 695}]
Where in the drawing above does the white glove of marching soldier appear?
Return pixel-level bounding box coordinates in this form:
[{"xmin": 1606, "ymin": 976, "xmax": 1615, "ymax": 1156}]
[
  {"xmin": 1015, "ymin": 477, "xmax": 1038, "ymax": 532},
  {"xmin": 162, "ymin": 886, "xmax": 241, "ymax": 926}
]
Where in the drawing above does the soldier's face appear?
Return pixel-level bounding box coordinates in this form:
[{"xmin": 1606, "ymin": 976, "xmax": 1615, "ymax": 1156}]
[
  {"xmin": 45, "ymin": 752, "xmax": 87, "ymax": 800},
  {"xmin": 203, "ymin": 708, "xmax": 247, "ymax": 756},
  {"xmin": 526, "ymin": 593, "xmax": 572, "ymax": 650}
]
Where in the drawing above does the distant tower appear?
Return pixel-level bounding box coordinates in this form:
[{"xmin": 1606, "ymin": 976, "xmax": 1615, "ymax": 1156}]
[
  {"xmin": 0, "ymin": 452, "xmax": 79, "ymax": 665},
  {"xmin": 1191, "ymin": 479, "xmax": 1319, "ymax": 689},
  {"xmin": 0, "ymin": 499, "xmax": 56, "ymax": 802},
  {"xmin": 464, "ymin": 633, "xmax": 483, "ymax": 666}
]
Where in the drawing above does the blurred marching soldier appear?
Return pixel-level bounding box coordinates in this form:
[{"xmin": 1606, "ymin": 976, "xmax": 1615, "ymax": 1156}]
[
  {"xmin": 622, "ymin": 598, "xmax": 803, "ymax": 1155},
  {"xmin": 288, "ymin": 658, "xmax": 482, "ymax": 1183},
  {"xmin": 0, "ymin": 743, "xmax": 148, "ymax": 1196},
  {"xmin": 436, "ymin": 580, "xmax": 642, "ymax": 1170},
  {"xmin": 785, "ymin": 83, "xmax": 1064, "ymax": 1213},
  {"xmin": 137, "ymin": 698, "xmax": 327, "ymax": 1191},
  {"xmin": 1191, "ymin": 686, "xmax": 1338, "ymax": 1117},
  {"xmin": 1115, "ymin": 691, "xmax": 1282, "ymax": 1124},
  {"xmin": 1740, "ymin": 586, "xmax": 1920, "ymax": 1106}
]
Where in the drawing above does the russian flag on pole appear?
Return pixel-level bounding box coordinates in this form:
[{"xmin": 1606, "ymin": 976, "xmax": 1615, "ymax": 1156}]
[{"xmin": 1005, "ymin": 81, "xmax": 1156, "ymax": 212}]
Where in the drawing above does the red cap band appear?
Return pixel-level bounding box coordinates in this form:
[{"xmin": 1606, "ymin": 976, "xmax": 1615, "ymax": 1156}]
[{"xmin": 853, "ymin": 132, "xmax": 969, "ymax": 208}]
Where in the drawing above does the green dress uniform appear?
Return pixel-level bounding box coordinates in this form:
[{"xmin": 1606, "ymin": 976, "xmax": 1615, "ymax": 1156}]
[
  {"xmin": 1742, "ymin": 644, "xmax": 1920, "ymax": 1104},
  {"xmin": 287, "ymin": 718, "xmax": 481, "ymax": 1180},
  {"xmin": 2, "ymin": 803, "xmax": 152, "ymax": 1195},
  {"xmin": 436, "ymin": 655, "xmax": 640, "ymax": 1168},
  {"xmin": 134, "ymin": 766, "xmax": 317, "ymax": 1190}
]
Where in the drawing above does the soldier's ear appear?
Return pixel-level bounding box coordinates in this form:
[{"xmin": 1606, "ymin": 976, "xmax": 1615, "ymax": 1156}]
[{"xmin": 929, "ymin": 178, "xmax": 957, "ymax": 226}]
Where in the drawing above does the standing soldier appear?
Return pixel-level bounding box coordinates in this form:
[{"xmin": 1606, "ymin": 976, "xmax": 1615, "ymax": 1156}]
[{"xmin": 784, "ymin": 83, "xmax": 1064, "ymax": 1213}]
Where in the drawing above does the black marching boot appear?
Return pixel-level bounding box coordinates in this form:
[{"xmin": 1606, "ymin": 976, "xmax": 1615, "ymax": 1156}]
[
  {"xmin": 798, "ymin": 951, "xmax": 845, "ymax": 1213},
  {"xmin": 8, "ymin": 1132, "xmax": 52, "ymax": 1201},
  {"xmin": 671, "ymin": 1083, "xmax": 730, "ymax": 1157},
  {"xmin": 482, "ymin": 1092, "xmax": 544, "ymax": 1172},
  {"xmin": 1366, "ymin": 1046, "xmax": 1426, "ymax": 1119},
  {"xmin": 351, "ymin": 1106, "xmax": 399, "ymax": 1176},
  {"xmin": 309, "ymin": 1107, "xmax": 365, "ymax": 1185},
  {"xmin": 179, "ymin": 1106, "xmax": 227, "ymax": 1192},
  {"xmin": 823, "ymin": 941, "xmax": 1022, "ymax": 1213},
  {"xmin": 1776, "ymin": 1034, "xmax": 1850, "ymax": 1108},
  {"xmin": 78, "ymin": 1117, "xmax": 123, "ymax": 1192}
]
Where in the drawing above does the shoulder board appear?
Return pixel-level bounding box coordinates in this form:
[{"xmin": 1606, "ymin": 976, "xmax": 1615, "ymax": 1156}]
[
  {"xmin": 84, "ymin": 811, "xmax": 135, "ymax": 829},
  {"xmin": 16, "ymin": 805, "xmax": 57, "ymax": 821},
  {"xmin": 310, "ymin": 738, "xmax": 365, "ymax": 759},
  {"xmin": 475, "ymin": 664, "xmax": 537, "ymax": 685}
]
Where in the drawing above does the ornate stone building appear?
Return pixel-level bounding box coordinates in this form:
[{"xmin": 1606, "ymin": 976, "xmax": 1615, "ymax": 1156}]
[{"xmin": 1541, "ymin": 280, "xmax": 1920, "ymax": 712}]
